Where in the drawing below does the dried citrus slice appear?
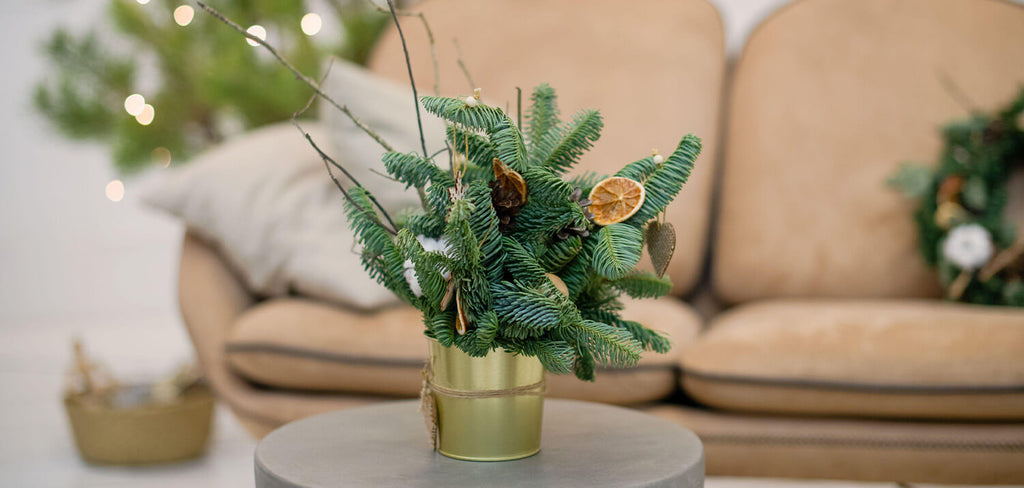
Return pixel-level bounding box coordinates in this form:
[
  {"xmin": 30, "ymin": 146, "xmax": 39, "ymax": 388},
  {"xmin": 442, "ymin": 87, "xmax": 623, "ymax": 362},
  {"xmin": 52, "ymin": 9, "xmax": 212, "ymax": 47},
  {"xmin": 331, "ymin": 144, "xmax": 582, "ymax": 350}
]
[{"xmin": 588, "ymin": 177, "xmax": 646, "ymax": 225}]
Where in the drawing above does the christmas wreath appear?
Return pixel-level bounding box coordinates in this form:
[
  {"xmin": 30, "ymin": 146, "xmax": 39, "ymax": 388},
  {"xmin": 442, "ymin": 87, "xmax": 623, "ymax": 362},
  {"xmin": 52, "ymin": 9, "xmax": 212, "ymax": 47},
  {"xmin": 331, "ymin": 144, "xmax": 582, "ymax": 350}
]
[{"xmin": 889, "ymin": 89, "xmax": 1024, "ymax": 306}]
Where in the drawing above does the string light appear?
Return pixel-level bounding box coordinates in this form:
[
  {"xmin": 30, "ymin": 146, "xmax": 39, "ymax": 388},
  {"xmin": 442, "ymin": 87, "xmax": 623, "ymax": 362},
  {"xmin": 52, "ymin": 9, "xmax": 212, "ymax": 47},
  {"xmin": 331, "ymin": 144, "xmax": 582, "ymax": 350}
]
[
  {"xmin": 105, "ymin": 180, "xmax": 125, "ymax": 202},
  {"xmin": 152, "ymin": 147, "xmax": 171, "ymax": 168},
  {"xmin": 173, "ymin": 5, "xmax": 194, "ymax": 26},
  {"xmin": 124, "ymin": 94, "xmax": 145, "ymax": 116},
  {"xmin": 245, "ymin": 25, "xmax": 266, "ymax": 46},
  {"xmin": 301, "ymin": 13, "xmax": 322, "ymax": 36},
  {"xmin": 136, "ymin": 0, "xmax": 150, "ymax": 4},
  {"xmin": 136, "ymin": 104, "xmax": 155, "ymax": 125}
]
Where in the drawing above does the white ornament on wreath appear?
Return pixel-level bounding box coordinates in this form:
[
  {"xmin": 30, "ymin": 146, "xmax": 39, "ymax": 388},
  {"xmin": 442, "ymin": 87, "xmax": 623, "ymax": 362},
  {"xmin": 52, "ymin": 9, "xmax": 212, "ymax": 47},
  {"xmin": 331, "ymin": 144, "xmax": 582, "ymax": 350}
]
[{"xmin": 942, "ymin": 223, "xmax": 994, "ymax": 270}]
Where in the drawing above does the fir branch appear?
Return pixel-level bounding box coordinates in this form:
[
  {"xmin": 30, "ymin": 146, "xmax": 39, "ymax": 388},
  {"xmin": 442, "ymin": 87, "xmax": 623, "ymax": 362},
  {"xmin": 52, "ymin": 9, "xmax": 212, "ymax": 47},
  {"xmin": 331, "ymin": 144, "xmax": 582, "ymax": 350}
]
[
  {"xmin": 531, "ymin": 109, "xmax": 603, "ymax": 174},
  {"xmin": 611, "ymin": 271, "xmax": 673, "ymax": 299},
  {"xmin": 590, "ymin": 224, "xmax": 643, "ymax": 280},
  {"xmin": 195, "ymin": 2, "xmax": 395, "ymax": 153},
  {"xmin": 626, "ymin": 134, "xmax": 701, "ymax": 226},
  {"xmin": 526, "ymin": 83, "xmax": 560, "ymax": 148}
]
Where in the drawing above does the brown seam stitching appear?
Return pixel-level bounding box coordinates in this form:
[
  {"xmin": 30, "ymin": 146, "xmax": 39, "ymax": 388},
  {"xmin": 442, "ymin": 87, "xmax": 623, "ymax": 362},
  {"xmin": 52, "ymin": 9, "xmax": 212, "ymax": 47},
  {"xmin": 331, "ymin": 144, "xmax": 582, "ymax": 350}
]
[
  {"xmin": 681, "ymin": 366, "xmax": 1024, "ymax": 395},
  {"xmin": 226, "ymin": 341, "xmax": 675, "ymax": 373}
]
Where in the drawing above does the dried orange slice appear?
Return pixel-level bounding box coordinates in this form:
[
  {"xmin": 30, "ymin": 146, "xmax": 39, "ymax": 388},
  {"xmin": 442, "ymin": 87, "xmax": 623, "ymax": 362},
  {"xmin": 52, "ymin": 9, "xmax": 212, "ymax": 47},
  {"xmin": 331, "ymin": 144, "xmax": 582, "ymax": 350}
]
[{"xmin": 588, "ymin": 177, "xmax": 646, "ymax": 225}]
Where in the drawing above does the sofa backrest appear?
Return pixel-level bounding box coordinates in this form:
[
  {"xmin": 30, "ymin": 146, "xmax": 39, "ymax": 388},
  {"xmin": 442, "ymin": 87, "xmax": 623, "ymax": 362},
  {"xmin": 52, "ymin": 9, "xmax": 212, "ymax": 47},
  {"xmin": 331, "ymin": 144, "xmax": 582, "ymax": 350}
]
[
  {"xmin": 714, "ymin": 0, "xmax": 1024, "ymax": 304},
  {"xmin": 369, "ymin": 0, "xmax": 726, "ymax": 296}
]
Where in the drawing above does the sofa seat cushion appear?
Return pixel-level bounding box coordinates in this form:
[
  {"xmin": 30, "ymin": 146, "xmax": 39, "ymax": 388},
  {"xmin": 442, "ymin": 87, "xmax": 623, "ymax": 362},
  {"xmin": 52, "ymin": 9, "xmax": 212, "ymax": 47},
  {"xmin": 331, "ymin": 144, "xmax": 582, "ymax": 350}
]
[
  {"xmin": 225, "ymin": 296, "xmax": 701, "ymax": 404},
  {"xmin": 680, "ymin": 300, "xmax": 1024, "ymax": 420}
]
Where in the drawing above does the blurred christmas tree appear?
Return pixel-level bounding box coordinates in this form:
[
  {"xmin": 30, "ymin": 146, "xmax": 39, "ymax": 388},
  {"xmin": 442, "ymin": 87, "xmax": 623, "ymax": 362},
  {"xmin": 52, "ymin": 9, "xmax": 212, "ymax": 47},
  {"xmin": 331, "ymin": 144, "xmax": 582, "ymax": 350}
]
[{"xmin": 34, "ymin": 0, "xmax": 391, "ymax": 173}]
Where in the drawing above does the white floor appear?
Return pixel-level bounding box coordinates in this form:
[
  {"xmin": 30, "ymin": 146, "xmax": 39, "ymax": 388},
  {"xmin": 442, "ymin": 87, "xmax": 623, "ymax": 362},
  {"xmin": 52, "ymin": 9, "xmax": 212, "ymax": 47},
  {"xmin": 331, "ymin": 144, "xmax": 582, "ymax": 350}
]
[{"xmin": 0, "ymin": 1, "xmax": 1019, "ymax": 487}]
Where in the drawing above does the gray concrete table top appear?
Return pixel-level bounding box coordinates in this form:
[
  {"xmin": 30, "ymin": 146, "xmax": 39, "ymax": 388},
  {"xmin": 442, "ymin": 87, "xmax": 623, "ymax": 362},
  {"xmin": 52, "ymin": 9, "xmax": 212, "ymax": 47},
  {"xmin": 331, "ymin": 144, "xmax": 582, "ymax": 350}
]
[{"xmin": 255, "ymin": 399, "xmax": 704, "ymax": 488}]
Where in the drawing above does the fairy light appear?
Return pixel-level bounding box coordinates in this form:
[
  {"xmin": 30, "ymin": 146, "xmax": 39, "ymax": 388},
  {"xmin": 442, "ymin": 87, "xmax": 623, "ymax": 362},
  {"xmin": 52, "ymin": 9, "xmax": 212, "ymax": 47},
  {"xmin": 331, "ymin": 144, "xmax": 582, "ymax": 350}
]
[
  {"xmin": 246, "ymin": 25, "xmax": 266, "ymax": 46},
  {"xmin": 136, "ymin": 0, "xmax": 150, "ymax": 4},
  {"xmin": 105, "ymin": 180, "xmax": 125, "ymax": 202},
  {"xmin": 152, "ymin": 147, "xmax": 171, "ymax": 168},
  {"xmin": 124, "ymin": 94, "xmax": 145, "ymax": 116},
  {"xmin": 173, "ymin": 5, "xmax": 194, "ymax": 26},
  {"xmin": 301, "ymin": 13, "xmax": 322, "ymax": 36},
  {"xmin": 136, "ymin": 104, "xmax": 155, "ymax": 126}
]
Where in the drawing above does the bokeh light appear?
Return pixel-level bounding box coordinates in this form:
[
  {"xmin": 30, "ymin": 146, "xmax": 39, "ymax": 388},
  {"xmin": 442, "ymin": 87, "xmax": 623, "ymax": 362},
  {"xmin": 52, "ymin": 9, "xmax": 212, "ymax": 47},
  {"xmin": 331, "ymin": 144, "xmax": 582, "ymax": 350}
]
[
  {"xmin": 136, "ymin": 0, "xmax": 150, "ymax": 4},
  {"xmin": 136, "ymin": 104, "xmax": 155, "ymax": 125},
  {"xmin": 173, "ymin": 5, "xmax": 194, "ymax": 26},
  {"xmin": 301, "ymin": 13, "xmax": 322, "ymax": 36},
  {"xmin": 152, "ymin": 147, "xmax": 172, "ymax": 168},
  {"xmin": 124, "ymin": 94, "xmax": 145, "ymax": 116},
  {"xmin": 105, "ymin": 180, "xmax": 125, "ymax": 202},
  {"xmin": 246, "ymin": 25, "xmax": 266, "ymax": 46}
]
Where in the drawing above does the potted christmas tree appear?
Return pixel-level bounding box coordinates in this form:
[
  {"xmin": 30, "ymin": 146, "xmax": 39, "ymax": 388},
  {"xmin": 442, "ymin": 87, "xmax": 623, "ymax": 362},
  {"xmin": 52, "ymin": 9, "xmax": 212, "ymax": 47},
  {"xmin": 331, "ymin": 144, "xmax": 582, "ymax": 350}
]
[{"xmin": 198, "ymin": 1, "xmax": 701, "ymax": 461}]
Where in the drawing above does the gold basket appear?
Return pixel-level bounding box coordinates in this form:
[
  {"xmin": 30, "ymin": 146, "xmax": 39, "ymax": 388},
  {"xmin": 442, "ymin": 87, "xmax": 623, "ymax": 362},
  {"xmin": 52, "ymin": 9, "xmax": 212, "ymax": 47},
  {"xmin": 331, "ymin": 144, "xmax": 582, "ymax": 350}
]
[{"xmin": 64, "ymin": 384, "xmax": 214, "ymax": 465}]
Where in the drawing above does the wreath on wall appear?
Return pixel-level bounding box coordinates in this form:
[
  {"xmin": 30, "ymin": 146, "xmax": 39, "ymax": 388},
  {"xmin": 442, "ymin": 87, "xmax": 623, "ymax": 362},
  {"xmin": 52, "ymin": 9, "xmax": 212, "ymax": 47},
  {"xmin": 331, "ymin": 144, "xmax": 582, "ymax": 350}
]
[{"xmin": 889, "ymin": 89, "xmax": 1024, "ymax": 307}]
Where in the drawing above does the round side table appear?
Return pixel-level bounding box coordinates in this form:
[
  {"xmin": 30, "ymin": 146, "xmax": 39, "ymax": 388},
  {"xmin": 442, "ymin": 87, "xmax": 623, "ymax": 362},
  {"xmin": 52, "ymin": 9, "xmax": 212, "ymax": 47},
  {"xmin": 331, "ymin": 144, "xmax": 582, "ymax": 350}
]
[{"xmin": 255, "ymin": 399, "xmax": 704, "ymax": 487}]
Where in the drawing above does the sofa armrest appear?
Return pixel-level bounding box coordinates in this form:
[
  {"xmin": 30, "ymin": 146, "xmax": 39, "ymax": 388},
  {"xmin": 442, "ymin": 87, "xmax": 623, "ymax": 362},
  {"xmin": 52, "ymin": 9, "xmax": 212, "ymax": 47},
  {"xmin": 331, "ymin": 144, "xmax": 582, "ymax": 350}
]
[{"xmin": 179, "ymin": 230, "xmax": 255, "ymax": 384}]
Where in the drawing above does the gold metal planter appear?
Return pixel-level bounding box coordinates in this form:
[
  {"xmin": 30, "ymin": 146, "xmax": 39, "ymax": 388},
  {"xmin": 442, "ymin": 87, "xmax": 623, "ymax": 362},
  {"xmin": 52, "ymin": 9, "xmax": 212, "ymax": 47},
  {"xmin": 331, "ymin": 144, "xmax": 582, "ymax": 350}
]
[{"xmin": 426, "ymin": 340, "xmax": 545, "ymax": 461}]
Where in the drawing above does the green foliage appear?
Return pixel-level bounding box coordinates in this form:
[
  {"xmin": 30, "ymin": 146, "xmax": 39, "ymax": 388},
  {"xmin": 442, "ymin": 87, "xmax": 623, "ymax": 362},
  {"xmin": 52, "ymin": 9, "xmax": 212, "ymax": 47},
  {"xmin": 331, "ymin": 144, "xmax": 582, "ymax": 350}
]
[
  {"xmin": 35, "ymin": 0, "xmax": 390, "ymax": 173},
  {"xmin": 340, "ymin": 83, "xmax": 703, "ymax": 379},
  {"xmin": 626, "ymin": 135, "xmax": 702, "ymax": 226},
  {"xmin": 612, "ymin": 271, "xmax": 673, "ymax": 299},
  {"xmin": 889, "ymin": 88, "xmax": 1024, "ymax": 307},
  {"xmin": 590, "ymin": 224, "xmax": 644, "ymax": 280},
  {"xmin": 530, "ymin": 109, "xmax": 603, "ymax": 174}
]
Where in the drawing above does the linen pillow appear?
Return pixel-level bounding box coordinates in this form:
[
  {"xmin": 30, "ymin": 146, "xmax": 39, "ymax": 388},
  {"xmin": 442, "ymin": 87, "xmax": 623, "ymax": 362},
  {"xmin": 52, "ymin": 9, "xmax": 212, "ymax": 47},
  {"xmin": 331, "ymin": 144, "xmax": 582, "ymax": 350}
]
[
  {"xmin": 143, "ymin": 122, "xmax": 399, "ymax": 309},
  {"xmin": 144, "ymin": 62, "xmax": 451, "ymax": 309}
]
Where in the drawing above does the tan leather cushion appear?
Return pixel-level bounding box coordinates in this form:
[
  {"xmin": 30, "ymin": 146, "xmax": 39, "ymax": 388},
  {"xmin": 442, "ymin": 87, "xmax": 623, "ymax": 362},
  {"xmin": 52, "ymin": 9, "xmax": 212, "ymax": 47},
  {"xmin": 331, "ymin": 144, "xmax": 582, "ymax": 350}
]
[
  {"xmin": 714, "ymin": 0, "xmax": 1024, "ymax": 302},
  {"xmin": 648, "ymin": 404, "xmax": 1024, "ymax": 484},
  {"xmin": 680, "ymin": 300, "xmax": 1024, "ymax": 420},
  {"xmin": 225, "ymin": 296, "xmax": 701, "ymax": 404},
  {"xmin": 369, "ymin": 0, "xmax": 725, "ymax": 295}
]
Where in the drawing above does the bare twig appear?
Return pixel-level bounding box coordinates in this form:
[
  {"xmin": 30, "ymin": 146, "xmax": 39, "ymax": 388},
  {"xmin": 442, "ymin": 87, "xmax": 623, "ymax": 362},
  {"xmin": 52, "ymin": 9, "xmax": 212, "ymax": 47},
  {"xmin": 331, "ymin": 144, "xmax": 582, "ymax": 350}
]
[
  {"xmin": 453, "ymin": 38, "xmax": 476, "ymax": 90},
  {"xmin": 292, "ymin": 57, "xmax": 398, "ymax": 234},
  {"xmin": 383, "ymin": 0, "xmax": 431, "ymax": 210},
  {"xmin": 516, "ymin": 86, "xmax": 522, "ymax": 128},
  {"xmin": 195, "ymin": 1, "xmax": 394, "ymax": 152},
  {"xmin": 385, "ymin": 0, "xmax": 428, "ymax": 158},
  {"xmin": 365, "ymin": 0, "xmax": 439, "ymax": 96},
  {"xmin": 936, "ymin": 70, "xmax": 977, "ymax": 114},
  {"xmin": 369, "ymin": 168, "xmax": 401, "ymax": 182}
]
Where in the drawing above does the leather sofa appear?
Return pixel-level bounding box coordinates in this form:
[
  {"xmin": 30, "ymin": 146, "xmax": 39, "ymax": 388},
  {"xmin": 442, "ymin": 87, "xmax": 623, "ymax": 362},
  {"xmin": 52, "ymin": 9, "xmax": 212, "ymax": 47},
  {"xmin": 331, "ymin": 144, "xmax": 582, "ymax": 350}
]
[{"xmin": 177, "ymin": 0, "xmax": 1024, "ymax": 483}]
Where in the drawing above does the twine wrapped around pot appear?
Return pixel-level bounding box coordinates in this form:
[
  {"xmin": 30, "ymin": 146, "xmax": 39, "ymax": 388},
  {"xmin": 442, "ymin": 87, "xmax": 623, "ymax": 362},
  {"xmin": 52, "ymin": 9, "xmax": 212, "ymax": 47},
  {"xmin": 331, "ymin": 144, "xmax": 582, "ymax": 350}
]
[{"xmin": 419, "ymin": 360, "xmax": 545, "ymax": 450}]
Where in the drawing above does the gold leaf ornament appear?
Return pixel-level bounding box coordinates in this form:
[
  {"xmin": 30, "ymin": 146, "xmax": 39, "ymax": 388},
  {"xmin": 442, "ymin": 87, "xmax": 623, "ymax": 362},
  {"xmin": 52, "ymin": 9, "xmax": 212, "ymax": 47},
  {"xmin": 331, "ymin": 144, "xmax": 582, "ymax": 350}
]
[{"xmin": 646, "ymin": 220, "xmax": 676, "ymax": 277}]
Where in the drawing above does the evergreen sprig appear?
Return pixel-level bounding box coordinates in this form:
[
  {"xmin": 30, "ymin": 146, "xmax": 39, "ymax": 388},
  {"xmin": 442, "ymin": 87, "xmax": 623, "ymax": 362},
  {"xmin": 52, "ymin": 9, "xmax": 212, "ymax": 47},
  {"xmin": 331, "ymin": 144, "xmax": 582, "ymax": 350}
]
[{"xmin": 341, "ymin": 84, "xmax": 702, "ymax": 380}]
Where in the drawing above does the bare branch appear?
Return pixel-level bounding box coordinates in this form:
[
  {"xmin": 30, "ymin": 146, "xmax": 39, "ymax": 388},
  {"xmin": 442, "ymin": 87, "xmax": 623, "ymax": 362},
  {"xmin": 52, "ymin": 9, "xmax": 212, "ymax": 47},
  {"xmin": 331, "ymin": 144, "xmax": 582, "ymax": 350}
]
[
  {"xmin": 291, "ymin": 57, "xmax": 398, "ymax": 234},
  {"xmin": 365, "ymin": 0, "xmax": 439, "ymax": 96},
  {"xmin": 195, "ymin": 1, "xmax": 394, "ymax": 152},
  {"xmin": 453, "ymin": 38, "xmax": 476, "ymax": 90}
]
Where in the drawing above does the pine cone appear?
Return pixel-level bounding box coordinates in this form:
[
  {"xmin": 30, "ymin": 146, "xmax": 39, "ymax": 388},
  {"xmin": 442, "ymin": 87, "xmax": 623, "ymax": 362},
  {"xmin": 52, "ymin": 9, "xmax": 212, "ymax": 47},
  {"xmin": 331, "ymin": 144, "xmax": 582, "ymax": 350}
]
[
  {"xmin": 555, "ymin": 187, "xmax": 593, "ymax": 240},
  {"xmin": 490, "ymin": 158, "xmax": 527, "ymax": 230}
]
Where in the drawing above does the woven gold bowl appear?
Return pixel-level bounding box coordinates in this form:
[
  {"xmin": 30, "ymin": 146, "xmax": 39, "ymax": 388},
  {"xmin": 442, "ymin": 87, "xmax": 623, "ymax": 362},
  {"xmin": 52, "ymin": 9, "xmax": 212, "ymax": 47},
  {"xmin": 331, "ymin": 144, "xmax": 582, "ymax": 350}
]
[{"xmin": 64, "ymin": 385, "xmax": 215, "ymax": 465}]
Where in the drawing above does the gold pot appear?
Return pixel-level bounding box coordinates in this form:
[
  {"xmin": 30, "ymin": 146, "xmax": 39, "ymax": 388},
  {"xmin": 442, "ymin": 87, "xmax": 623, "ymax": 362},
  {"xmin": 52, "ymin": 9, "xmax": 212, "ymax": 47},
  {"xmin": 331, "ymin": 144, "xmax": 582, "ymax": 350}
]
[{"xmin": 427, "ymin": 339, "xmax": 545, "ymax": 461}]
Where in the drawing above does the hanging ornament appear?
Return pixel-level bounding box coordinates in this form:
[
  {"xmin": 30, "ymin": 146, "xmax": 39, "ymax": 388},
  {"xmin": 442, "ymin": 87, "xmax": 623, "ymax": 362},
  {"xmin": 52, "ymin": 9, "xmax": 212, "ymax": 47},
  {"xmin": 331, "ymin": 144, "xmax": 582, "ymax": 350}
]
[{"xmin": 645, "ymin": 220, "xmax": 676, "ymax": 277}]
